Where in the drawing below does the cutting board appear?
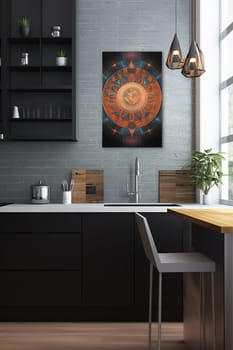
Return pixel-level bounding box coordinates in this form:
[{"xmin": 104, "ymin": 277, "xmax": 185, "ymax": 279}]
[
  {"xmin": 71, "ymin": 169, "xmax": 104, "ymax": 203},
  {"xmin": 159, "ymin": 170, "xmax": 196, "ymax": 203}
]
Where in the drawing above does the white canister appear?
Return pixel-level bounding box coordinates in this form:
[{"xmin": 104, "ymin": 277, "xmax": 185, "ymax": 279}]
[{"xmin": 63, "ymin": 191, "xmax": 72, "ymax": 204}]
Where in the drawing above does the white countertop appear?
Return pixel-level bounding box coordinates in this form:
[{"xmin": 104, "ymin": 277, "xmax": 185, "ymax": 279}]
[{"xmin": 0, "ymin": 203, "xmax": 230, "ymax": 213}]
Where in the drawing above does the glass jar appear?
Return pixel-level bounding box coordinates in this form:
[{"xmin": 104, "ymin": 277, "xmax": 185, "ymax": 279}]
[
  {"xmin": 51, "ymin": 25, "xmax": 61, "ymax": 38},
  {"xmin": 21, "ymin": 52, "xmax": 29, "ymax": 66}
]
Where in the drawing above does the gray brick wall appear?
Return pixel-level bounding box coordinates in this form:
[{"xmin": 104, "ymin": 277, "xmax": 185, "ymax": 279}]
[{"xmin": 0, "ymin": 0, "xmax": 193, "ymax": 204}]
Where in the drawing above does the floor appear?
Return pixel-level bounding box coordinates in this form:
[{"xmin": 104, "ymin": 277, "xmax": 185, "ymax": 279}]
[{"xmin": 0, "ymin": 322, "xmax": 189, "ymax": 350}]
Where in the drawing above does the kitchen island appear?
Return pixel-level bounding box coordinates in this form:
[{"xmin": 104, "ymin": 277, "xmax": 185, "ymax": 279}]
[
  {"xmin": 168, "ymin": 208, "xmax": 233, "ymax": 350},
  {"xmin": 1, "ymin": 203, "xmax": 231, "ymax": 349}
]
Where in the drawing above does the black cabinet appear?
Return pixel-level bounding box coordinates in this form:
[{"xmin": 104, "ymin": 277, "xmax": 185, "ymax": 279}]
[
  {"xmin": 0, "ymin": 213, "xmax": 82, "ymax": 311},
  {"xmin": 0, "ymin": 271, "xmax": 82, "ymax": 307},
  {"xmin": 0, "ymin": 1, "xmax": 4, "ymax": 138},
  {"xmin": 83, "ymin": 213, "xmax": 134, "ymax": 307},
  {"xmin": 0, "ymin": 233, "xmax": 81, "ymax": 270},
  {"xmin": 0, "ymin": 212, "xmax": 184, "ymax": 321},
  {"xmin": 0, "ymin": 0, "xmax": 76, "ymax": 141}
]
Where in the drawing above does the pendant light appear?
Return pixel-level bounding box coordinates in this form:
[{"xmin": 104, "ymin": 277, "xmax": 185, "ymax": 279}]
[
  {"xmin": 181, "ymin": 0, "xmax": 205, "ymax": 78},
  {"xmin": 166, "ymin": 0, "xmax": 184, "ymax": 69}
]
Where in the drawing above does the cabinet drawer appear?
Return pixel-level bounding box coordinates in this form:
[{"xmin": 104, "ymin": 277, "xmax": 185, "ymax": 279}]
[
  {"xmin": 0, "ymin": 234, "xmax": 81, "ymax": 270},
  {"xmin": 0, "ymin": 271, "xmax": 81, "ymax": 306},
  {"xmin": 0, "ymin": 213, "xmax": 82, "ymax": 233}
]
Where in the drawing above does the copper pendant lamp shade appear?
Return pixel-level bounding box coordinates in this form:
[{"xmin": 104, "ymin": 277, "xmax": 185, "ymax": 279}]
[
  {"xmin": 166, "ymin": 0, "xmax": 205, "ymax": 78},
  {"xmin": 181, "ymin": 39, "xmax": 205, "ymax": 78},
  {"xmin": 166, "ymin": 33, "xmax": 184, "ymax": 69}
]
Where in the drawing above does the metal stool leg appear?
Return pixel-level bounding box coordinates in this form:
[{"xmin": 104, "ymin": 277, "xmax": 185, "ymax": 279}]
[
  {"xmin": 158, "ymin": 272, "xmax": 162, "ymax": 350},
  {"xmin": 200, "ymin": 272, "xmax": 205, "ymax": 350},
  {"xmin": 211, "ymin": 272, "xmax": 216, "ymax": 350},
  {"xmin": 148, "ymin": 262, "xmax": 153, "ymax": 350}
]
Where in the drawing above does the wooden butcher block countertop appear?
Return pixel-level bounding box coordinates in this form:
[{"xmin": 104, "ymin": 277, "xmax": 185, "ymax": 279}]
[{"xmin": 168, "ymin": 208, "xmax": 233, "ymax": 234}]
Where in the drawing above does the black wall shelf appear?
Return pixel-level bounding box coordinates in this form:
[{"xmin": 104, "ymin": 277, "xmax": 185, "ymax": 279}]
[
  {"xmin": 9, "ymin": 66, "xmax": 41, "ymax": 71},
  {"xmin": 10, "ymin": 87, "xmax": 72, "ymax": 91},
  {"xmin": 42, "ymin": 66, "xmax": 72, "ymax": 71},
  {"xmin": 8, "ymin": 38, "xmax": 41, "ymax": 43},
  {"xmin": 10, "ymin": 118, "xmax": 72, "ymax": 122},
  {"xmin": 42, "ymin": 37, "xmax": 72, "ymax": 44},
  {"xmin": 0, "ymin": 0, "xmax": 76, "ymax": 141}
]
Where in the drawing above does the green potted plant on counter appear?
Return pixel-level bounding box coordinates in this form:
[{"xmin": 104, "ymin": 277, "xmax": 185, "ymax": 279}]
[
  {"xmin": 18, "ymin": 16, "xmax": 31, "ymax": 38},
  {"xmin": 185, "ymin": 148, "xmax": 225, "ymax": 204}
]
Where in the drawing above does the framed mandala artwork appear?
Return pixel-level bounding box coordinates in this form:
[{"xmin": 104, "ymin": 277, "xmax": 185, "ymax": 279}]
[{"xmin": 102, "ymin": 52, "xmax": 162, "ymax": 147}]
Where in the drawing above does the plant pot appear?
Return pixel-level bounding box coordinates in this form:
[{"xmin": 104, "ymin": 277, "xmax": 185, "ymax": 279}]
[
  {"xmin": 19, "ymin": 25, "xmax": 30, "ymax": 38},
  {"xmin": 56, "ymin": 57, "xmax": 67, "ymax": 66},
  {"xmin": 202, "ymin": 194, "xmax": 211, "ymax": 205}
]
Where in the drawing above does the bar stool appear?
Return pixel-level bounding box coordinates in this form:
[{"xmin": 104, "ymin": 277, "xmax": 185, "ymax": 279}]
[{"xmin": 135, "ymin": 212, "xmax": 216, "ymax": 350}]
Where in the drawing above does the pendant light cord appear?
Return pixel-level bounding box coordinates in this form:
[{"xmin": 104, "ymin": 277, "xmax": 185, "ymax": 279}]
[
  {"xmin": 181, "ymin": 0, "xmax": 205, "ymax": 77},
  {"xmin": 192, "ymin": 0, "xmax": 194, "ymax": 42},
  {"xmin": 175, "ymin": 0, "xmax": 177, "ymax": 34},
  {"xmin": 190, "ymin": 0, "xmax": 193, "ymax": 43}
]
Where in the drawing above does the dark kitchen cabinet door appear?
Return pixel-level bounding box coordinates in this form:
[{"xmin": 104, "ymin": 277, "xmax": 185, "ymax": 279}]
[
  {"xmin": 83, "ymin": 213, "xmax": 134, "ymax": 307},
  {"xmin": 0, "ymin": 270, "xmax": 81, "ymax": 306},
  {"xmin": 0, "ymin": 213, "xmax": 82, "ymax": 233},
  {"xmin": 134, "ymin": 213, "xmax": 184, "ymax": 321},
  {"xmin": 0, "ymin": 213, "xmax": 82, "ymax": 309},
  {"xmin": 0, "ymin": 233, "xmax": 81, "ymax": 270}
]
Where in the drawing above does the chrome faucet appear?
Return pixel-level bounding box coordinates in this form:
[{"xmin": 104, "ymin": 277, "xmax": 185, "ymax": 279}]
[{"xmin": 127, "ymin": 157, "xmax": 140, "ymax": 203}]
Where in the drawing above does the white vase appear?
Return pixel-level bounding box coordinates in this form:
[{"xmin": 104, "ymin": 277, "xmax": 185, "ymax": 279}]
[
  {"xmin": 56, "ymin": 57, "xmax": 67, "ymax": 66},
  {"xmin": 202, "ymin": 193, "xmax": 211, "ymax": 205}
]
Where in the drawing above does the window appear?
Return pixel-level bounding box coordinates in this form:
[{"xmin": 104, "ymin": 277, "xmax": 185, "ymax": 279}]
[
  {"xmin": 220, "ymin": 0, "xmax": 233, "ymax": 203},
  {"xmin": 221, "ymin": 0, "xmax": 233, "ymax": 31}
]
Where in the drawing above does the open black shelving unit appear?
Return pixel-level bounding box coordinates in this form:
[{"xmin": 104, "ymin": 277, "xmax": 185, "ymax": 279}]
[{"xmin": 0, "ymin": 0, "xmax": 76, "ymax": 141}]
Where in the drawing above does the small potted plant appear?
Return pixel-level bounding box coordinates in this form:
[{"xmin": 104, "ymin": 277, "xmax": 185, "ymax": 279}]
[
  {"xmin": 185, "ymin": 148, "xmax": 225, "ymax": 204},
  {"xmin": 18, "ymin": 16, "xmax": 30, "ymax": 38},
  {"xmin": 56, "ymin": 49, "xmax": 67, "ymax": 66}
]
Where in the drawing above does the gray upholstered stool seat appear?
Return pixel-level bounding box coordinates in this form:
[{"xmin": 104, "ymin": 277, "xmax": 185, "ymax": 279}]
[{"xmin": 158, "ymin": 252, "xmax": 215, "ymax": 272}]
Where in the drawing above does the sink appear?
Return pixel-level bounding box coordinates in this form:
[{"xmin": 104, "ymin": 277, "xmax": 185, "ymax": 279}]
[{"xmin": 104, "ymin": 203, "xmax": 181, "ymax": 207}]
